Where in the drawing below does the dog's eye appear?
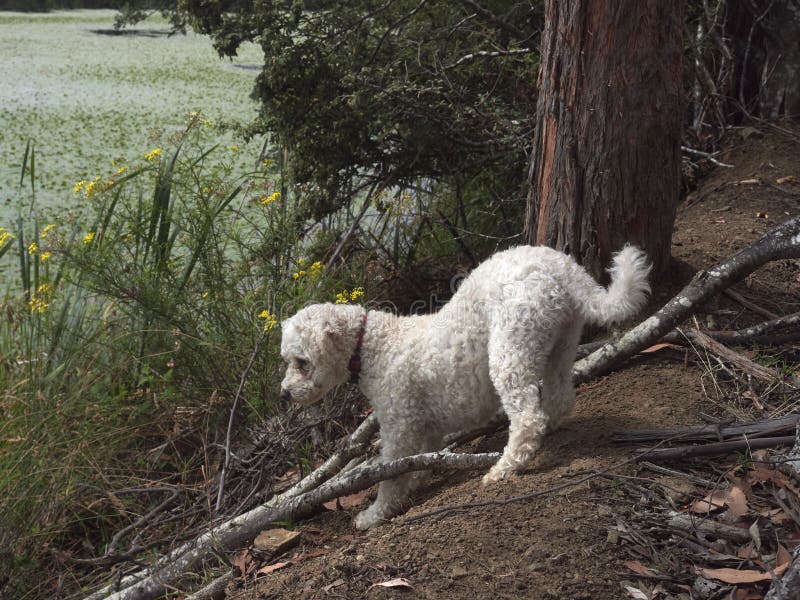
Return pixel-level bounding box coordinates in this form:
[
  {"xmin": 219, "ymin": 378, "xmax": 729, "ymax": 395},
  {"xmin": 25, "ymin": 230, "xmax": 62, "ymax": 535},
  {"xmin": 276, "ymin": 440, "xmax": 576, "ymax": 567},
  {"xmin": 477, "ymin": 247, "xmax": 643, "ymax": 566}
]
[{"xmin": 295, "ymin": 358, "xmax": 309, "ymax": 371}]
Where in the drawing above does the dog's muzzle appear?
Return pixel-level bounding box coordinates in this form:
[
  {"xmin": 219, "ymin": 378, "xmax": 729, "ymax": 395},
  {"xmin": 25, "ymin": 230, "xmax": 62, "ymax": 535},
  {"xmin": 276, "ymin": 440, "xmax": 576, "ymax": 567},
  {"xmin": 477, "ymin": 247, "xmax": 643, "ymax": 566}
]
[{"xmin": 279, "ymin": 389, "xmax": 292, "ymax": 402}]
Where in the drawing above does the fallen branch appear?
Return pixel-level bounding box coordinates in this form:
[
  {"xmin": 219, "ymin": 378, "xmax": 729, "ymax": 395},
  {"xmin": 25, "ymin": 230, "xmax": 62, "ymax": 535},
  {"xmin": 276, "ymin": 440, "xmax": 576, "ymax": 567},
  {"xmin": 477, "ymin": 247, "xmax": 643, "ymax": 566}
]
[
  {"xmin": 573, "ymin": 215, "xmax": 800, "ymax": 384},
  {"xmin": 724, "ymin": 288, "xmax": 780, "ymax": 320},
  {"xmin": 636, "ymin": 435, "xmax": 796, "ymax": 462},
  {"xmin": 684, "ymin": 328, "xmax": 798, "ymax": 386},
  {"xmin": 84, "ymin": 450, "xmax": 498, "ymax": 600},
  {"xmin": 667, "ymin": 512, "xmax": 752, "ymax": 544},
  {"xmin": 613, "ymin": 414, "xmax": 800, "ymax": 444}
]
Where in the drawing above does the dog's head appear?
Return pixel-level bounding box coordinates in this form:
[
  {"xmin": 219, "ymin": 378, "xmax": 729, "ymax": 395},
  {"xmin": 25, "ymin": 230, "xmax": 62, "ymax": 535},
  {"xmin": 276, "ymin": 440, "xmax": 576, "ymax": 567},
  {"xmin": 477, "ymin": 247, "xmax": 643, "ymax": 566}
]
[{"xmin": 279, "ymin": 303, "xmax": 364, "ymax": 406}]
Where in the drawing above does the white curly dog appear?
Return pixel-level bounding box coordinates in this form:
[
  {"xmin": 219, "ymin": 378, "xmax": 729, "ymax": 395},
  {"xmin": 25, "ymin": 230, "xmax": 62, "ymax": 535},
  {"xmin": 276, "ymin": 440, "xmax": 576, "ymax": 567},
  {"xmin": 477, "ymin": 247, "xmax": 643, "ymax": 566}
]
[{"xmin": 280, "ymin": 245, "xmax": 650, "ymax": 529}]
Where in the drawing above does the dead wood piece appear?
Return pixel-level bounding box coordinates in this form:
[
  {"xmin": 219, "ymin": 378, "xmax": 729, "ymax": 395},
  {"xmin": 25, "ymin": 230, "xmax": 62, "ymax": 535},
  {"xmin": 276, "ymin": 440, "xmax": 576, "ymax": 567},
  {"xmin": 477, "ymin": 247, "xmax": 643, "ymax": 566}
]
[
  {"xmin": 636, "ymin": 436, "xmax": 796, "ymax": 462},
  {"xmin": 667, "ymin": 512, "xmax": 752, "ymax": 544},
  {"xmin": 765, "ymin": 545, "xmax": 800, "ymax": 600},
  {"xmin": 613, "ymin": 414, "xmax": 800, "ymax": 444},
  {"xmin": 83, "ymin": 450, "xmax": 499, "ymax": 600},
  {"xmin": 709, "ymin": 311, "xmax": 800, "ymax": 343},
  {"xmin": 685, "ymin": 328, "xmax": 793, "ymax": 385},
  {"xmin": 574, "ymin": 215, "xmax": 800, "ymax": 385},
  {"xmin": 184, "ymin": 572, "xmax": 231, "ymax": 600},
  {"xmin": 724, "ymin": 288, "xmax": 780, "ymax": 320}
]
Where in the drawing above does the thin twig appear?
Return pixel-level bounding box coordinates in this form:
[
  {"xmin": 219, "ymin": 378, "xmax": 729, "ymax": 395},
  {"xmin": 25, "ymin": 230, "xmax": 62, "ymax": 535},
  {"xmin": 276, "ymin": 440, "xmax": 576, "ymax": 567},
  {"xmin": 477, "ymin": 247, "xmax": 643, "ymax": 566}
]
[{"xmin": 216, "ymin": 331, "xmax": 267, "ymax": 513}]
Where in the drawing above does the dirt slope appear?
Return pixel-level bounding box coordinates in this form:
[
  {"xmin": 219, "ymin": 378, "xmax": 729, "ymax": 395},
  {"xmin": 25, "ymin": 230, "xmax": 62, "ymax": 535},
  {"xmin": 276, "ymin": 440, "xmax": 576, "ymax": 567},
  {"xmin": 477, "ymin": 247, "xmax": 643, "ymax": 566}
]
[{"xmin": 226, "ymin": 125, "xmax": 800, "ymax": 600}]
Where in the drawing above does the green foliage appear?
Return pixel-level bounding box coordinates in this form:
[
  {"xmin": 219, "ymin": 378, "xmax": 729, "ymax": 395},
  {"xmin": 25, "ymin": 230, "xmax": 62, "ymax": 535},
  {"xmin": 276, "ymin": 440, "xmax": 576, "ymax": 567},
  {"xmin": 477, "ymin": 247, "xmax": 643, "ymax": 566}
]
[
  {"xmin": 0, "ymin": 117, "xmax": 344, "ymax": 596},
  {"xmin": 113, "ymin": 0, "xmax": 185, "ymax": 32},
  {"xmin": 172, "ymin": 1, "xmax": 542, "ymax": 222}
]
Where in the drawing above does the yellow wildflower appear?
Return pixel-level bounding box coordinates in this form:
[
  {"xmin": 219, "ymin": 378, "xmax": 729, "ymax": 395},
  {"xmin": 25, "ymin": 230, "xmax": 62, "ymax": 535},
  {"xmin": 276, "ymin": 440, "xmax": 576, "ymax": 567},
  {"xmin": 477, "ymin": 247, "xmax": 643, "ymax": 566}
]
[
  {"xmin": 28, "ymin": 282, "xmax": 54, "ymax": 314},
  {"xmin": 28, "ymin": 242, "xmax": 38, "ymax": 255},
  {"xmin": 73, "ymin": 179, "xmax": 88, "ymax": 194},
  {"xmin": 40, "ymin": 224, "xmax": 56, "ymax": 238},
  {"xmin": 310, "ymin": 261, "xmax": 324, "ymax": 277},
  {"xmin": 230, "ymin": 145, "xmax": 240, "ymax": 152},
  {"xmin": 292, "ymin": 269, "xmax": 307, "ymax": 280},
  {"xmin": 114, "ymin": 165, "xmax": 128, "ymax": 177},
  {"xmin": 83, "ymin": 176, "xmax": 103, "ymax": 199},
  {"xmin": 202, "ymin": 291, "xmax": 209, "ymax": 298},
  {"xmin": 258, "ymin": 309, "xmax": 278, "ymax": 332},
  {"xmin": 145, "ymin": 147, "xmax": 163, "ymax": 161},
  {"xmin": 335, "ymin": 287, "xmax": 365, "ymax": 304},
  {"xmin": 40, "ymin": 251, "xmax": 52, "ymax": 262},
  {"xmin": 0, "ymin": 228, "xmax": 15, "ymax": 246},
  {"xmin": 260, "ymin": 191, "xmax": 281, "ymax": 205},
  {"xmin": 83, "ymin": 231, "xmax": 95, "ymax": 244},
  {"xmin": 262, "ymin": 159, "xmax": 273, "ymax": 168}
]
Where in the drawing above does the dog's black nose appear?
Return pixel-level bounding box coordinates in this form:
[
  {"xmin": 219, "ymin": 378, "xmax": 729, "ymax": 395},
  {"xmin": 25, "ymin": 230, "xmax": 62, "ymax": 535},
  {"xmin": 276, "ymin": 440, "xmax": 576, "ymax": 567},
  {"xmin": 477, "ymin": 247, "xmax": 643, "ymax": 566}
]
[{"xmin": 280, "ymin": 389, "xmax": 292, "ymax": 402}]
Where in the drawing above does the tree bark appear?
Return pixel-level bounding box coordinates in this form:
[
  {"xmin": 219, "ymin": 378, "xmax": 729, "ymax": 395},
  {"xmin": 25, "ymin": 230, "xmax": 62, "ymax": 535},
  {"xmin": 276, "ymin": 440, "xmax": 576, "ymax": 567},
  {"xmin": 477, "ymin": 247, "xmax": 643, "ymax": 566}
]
[{"xmin": 524, "ymin": 0, "xmax": 685, "ymax": 279}]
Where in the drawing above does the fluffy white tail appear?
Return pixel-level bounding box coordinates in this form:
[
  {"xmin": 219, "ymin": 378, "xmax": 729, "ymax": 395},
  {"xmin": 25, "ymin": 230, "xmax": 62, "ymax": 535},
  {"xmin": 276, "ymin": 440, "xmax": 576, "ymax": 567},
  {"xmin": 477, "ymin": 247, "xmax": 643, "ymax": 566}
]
[{"xmin": 576, "ymin": 246, "xmax": 651, "ymax": 325}]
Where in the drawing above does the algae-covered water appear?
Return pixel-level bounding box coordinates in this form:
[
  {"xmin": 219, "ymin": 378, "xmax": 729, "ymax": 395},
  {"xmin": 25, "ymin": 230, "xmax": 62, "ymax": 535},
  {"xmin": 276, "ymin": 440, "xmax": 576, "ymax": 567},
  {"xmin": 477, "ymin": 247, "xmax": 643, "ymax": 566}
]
[{"xmin": 0, "ymin": 9, "xmax": 263, "ymax": 224}]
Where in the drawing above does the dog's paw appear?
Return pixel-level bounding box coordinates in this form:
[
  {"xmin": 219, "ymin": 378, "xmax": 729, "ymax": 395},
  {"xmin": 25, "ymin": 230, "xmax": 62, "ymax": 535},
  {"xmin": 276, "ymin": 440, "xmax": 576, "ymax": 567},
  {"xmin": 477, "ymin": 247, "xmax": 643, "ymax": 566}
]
[
  {"xmin": 481, "ymin": 466, "xmax": 510, "ymax": 486},
  {"xmin": 354, "ymin": 505, "xmax": 383, "ymax": 530}
]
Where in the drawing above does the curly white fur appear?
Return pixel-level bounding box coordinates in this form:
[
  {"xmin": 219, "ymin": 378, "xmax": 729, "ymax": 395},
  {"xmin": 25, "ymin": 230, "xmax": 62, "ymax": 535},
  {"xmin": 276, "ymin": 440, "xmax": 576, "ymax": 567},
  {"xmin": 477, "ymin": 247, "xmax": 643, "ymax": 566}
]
[{"xmin": 280, "ymin": 245, "xmax": 650, "ymax": 529}]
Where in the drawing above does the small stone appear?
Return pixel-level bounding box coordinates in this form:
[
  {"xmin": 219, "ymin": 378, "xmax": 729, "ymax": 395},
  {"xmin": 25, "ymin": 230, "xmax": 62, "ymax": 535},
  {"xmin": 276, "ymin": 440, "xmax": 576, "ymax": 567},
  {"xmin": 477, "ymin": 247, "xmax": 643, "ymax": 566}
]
[
  {"xmin": 450, "ymin": 565, "xmax": 469, "ymax": 579},
  {"xmin": 527, "ymin": 562, "xmax": 544, "ymax": 572}
]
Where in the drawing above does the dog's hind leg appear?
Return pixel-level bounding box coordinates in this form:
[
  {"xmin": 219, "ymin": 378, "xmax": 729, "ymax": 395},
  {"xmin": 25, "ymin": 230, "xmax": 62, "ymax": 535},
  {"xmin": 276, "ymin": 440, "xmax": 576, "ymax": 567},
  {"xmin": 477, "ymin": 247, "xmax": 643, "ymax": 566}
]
[
  {"xmin": 482, "ymin": 323, "xmax": 552, "ymax": 485},
  {"xmin": 541, "ymin": 319, "xmax": 582, "ymax": 431}
]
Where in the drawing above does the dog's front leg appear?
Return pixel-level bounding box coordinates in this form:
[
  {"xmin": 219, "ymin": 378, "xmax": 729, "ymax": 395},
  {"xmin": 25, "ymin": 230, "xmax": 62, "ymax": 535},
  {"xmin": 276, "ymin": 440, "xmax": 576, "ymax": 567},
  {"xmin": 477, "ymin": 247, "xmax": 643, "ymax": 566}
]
[{"xmin": 354, "ymin": 425, "xmax": 436, "ymax": 530}]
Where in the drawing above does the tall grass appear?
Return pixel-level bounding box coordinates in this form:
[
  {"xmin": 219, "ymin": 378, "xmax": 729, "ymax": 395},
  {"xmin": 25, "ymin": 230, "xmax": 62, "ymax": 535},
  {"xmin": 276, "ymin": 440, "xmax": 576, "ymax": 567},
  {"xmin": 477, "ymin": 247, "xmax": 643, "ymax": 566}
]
[{"xmin": 0, "ymin": 115, "xmax": 340, "ymax": 597}]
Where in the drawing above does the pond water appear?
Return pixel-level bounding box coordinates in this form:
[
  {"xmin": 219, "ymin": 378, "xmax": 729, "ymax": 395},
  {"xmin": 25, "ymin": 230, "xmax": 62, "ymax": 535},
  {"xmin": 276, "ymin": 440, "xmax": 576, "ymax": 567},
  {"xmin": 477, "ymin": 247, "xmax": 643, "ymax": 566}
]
[{"xmin": 0, "ymin": 9, "xmax": 263, "ymax": 225}]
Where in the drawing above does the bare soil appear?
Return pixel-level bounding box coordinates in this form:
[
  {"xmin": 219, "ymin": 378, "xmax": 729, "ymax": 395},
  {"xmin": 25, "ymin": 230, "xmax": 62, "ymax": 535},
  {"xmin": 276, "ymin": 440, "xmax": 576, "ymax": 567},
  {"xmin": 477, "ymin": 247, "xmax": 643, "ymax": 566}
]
[{"xmin": 225, "ymin": 125, "xmax": 800, "ymax": 600}]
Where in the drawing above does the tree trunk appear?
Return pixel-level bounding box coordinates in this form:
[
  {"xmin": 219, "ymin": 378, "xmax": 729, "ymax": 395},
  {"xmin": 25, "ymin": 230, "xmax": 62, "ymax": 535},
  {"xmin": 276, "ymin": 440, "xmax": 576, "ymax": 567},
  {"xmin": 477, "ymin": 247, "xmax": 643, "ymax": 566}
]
[{"xmin": 524, "ymin": 0, "xmax": 685, "ymax": 280}]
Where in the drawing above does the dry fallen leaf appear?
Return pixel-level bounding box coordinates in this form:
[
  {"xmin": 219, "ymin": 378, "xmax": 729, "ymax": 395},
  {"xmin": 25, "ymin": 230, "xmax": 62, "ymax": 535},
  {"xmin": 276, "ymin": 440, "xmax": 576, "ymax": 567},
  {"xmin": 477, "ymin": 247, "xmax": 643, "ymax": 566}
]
[
  {"xmin": 369, "ymin": 578, "xmax": 413, "ymax": 590},
  {"xmin": 640, "ymin": 343, "xmax": 684, "ymax": 354},
  {"xmin": 776, "ymin": 175, "xmax": 796, "ymax": 185},
  {"xmin": 726, "ymin": 485, "xmax": 749, "ymax": 518},
  {"xmin": 232, "ymin": 549, "xmax": 256, "ymax": 579},
  {"xmin": 697, "ymin": 566, "xmax": 771, "ymax": 584},
  {"xmin": 688, "ymin": 490, "xmax": 728, "ymax": 513},
  {"xmin": 323, "ymin": 489, "xmax": 371, "ymax": 511},
  {"xmin": 698, "ymin": 552, "xmax": 790, "ymax": 584},
  {"xmin": 624, "ymin": 560, "xmax": 658, "ymax": 576},
  {"xmin": 622, "ymin": 585, "xmax": 649, "ymax": 600},
  {"xmin": 257, "ymin": 561, "xmax": 291, "ymax": 575},
  {"xmin": 256, "ymin": 549, "xmax": 328, "ymax": 577},
  {"xmin": 749, "ymin": 521, "xmax": 762, "ymax": 550}
]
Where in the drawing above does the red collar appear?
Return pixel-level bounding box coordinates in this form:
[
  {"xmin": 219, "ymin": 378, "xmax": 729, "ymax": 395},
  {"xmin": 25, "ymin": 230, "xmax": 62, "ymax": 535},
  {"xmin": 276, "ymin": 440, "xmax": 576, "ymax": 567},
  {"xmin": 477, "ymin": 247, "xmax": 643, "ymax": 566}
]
[{"xmin": 348, "ymin": 312, "xmax": 368, "ymax": 384}]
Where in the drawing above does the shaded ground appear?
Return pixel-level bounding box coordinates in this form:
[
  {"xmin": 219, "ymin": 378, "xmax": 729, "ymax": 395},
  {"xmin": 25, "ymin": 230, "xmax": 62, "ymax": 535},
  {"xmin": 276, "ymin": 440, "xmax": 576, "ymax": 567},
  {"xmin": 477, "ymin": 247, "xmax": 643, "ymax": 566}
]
[{"xmin": 227, "ymin": 125, "xmax": 800, "ymax": 600}]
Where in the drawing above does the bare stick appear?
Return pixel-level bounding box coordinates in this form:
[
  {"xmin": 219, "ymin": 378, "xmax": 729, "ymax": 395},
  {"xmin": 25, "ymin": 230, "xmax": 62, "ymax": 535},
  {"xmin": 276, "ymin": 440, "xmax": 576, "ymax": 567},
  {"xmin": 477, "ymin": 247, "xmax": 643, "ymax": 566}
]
[
  {"xmin": 667, "ymin": 512, "xmax": 752, "ymax": 544},
  {"xmin": 684, "ymin": 328, "xmax": 793, "ymax": 385},
  {"xmin": 724, "ymin": 288, "xmax": 780, "ymax": 320},
  {"xmin": 681, "ymin": 145, "xmax": 734, "ymax": 168},
  {"xmin": 636, "ymin": 436, "xmax": 796, "ymax": 462},
  {"xmin": 83, "ymin": 450, "xmax": 498, "ymax": 600},
  {"xmin": 613, "ymin": 414, "xmax": 800, "ymax": 444},
  {"xmin": 216, "ymin": 331, "xmax": 267, "ymax": 513},
  {"xmin": 184, "ymin": 572, "xmax": 231, "ymax": 600},
  {"xmin": 574, "ymin": 215, "xmax": 800, "ymax": 385}
]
